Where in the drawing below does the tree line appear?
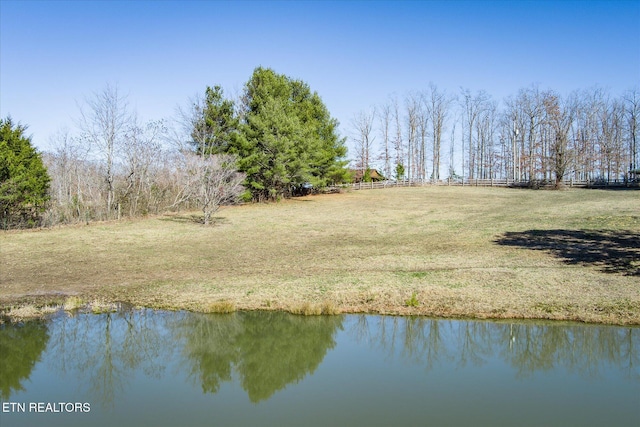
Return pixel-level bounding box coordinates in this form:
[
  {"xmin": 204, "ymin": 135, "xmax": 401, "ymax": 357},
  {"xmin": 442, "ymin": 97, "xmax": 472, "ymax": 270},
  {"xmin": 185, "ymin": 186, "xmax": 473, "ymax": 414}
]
[
  {"xmin": 1, "ymin": 67, "xmax": 350, "ymax": 228},
  {"xmin": 351, "ymin": 85, "xmax": 639, "ymax": 188},
  {"xmin": 2, "ymin": 72, "xmax": 638, "ymax": 229}
]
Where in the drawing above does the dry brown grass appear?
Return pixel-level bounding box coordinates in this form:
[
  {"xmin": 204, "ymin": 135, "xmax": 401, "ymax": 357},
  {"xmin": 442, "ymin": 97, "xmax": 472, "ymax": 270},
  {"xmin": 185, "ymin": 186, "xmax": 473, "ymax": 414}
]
[
  {"xmin": 203, "ymin": 300, "xmax": 236, "ymax": 314},
  {"xmin": 2, "ymin": 304, "xmax": 59, "ymax": 322},
  {"xmin": 1, "ymin": 186, "xmax": 638, "ymax": 324},
  {"xmin": 62, "ymin": 295, "xmax": 84, "ymax": 311}
]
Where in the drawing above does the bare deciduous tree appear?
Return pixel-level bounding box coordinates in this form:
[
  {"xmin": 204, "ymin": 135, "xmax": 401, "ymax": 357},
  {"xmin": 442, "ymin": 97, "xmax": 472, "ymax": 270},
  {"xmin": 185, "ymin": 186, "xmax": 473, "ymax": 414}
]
[
  {"xmin": 351, "ymin": 108, "xmax": 376, "ymax": 177},
  {"xmin": 424, "ymin": 83, "xmax": 451, "ymax": 181},
  {"xmin": 405, "ymin": 93, "xmax": 419, "ymax": 182},
  {"xmin": 77, "ymin": 84, "xmax": 131, "ymax": 218},
  {"xmin": 392, "ymin": 96, "xmax": 404, "ymax": 179},
  {"xmin": 45, "ymin": 128, "xmax": 105, "ymax": 222},
  {"xmin": 172, "ymin": 95, "xmax": 245, "ymax": 224},
  {"xmin": 120, "ymin": 117, "xmax": 167, "ymax": 216},
  {"xmin": 175, "ymin": 153, "xmax": 245, "ymax": 225},
  {"xmin": 378, "ymin": 101, "xmax": 393, "ymax": 180},
  {"xmin": 543, "ymin": 91, "xmax": 576, "ymax": 188},
  {"xmin": 623, "ymin": 88, "xmax": 639, "ymax": 174},
  {"xmin": 460, "ymin": 88, "xmax": 489, "ymax": 180}
]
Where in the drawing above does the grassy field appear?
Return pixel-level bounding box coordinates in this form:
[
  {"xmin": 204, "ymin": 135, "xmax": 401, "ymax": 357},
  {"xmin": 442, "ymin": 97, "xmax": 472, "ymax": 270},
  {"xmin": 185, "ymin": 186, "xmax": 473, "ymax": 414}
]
[{"xmin": 1, "ymin": 186, "xmax": 639, "ymax": 324}]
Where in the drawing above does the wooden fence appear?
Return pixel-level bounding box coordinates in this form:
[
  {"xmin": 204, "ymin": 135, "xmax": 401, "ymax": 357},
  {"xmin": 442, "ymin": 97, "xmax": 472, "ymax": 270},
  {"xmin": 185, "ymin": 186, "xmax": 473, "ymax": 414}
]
[{"xmin": 341, "ymin": 178, "xmax": 639, "ymax": 191}]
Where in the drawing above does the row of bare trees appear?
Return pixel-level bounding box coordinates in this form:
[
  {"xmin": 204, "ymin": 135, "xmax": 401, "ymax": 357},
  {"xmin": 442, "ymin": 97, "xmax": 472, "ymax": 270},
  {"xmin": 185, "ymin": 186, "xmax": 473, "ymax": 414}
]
[
  {"xmin": 30, "ymin": 83, "xmax": 640, "ymax": 226},
  {"xmin": 351, "ymin": 83, "xmax": 452, "ymax": 182},
  {"xmin": 43, "ymin": 84, "xmax": 244, "ymax": 226},
  {"xmin": 351, "ymin": 85, "xmax": 639, "ymax": 187}
]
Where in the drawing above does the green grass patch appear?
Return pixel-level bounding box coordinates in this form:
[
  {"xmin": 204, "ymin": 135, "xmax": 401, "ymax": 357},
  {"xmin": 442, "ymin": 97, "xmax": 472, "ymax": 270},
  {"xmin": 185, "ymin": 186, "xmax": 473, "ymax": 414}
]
[{"xmin": 405, "ymin": 292, "xmax": 420, "ymax": 308}]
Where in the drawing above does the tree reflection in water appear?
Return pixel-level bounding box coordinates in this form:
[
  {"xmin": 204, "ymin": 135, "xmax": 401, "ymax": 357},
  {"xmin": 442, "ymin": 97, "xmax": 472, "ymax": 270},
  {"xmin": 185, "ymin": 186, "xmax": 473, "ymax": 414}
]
[
  {"xmin": 46, "ymin": 309, "xmax": 174, "ymax": 407},
  {"xmin": 1, "ymin": 310, "xmax": 637, "ymax": 411},
  {"xmin": 500, "ymin": 323, "xmax": 639, "ymax": 380},
  {"xmin": 6, "ymin": 310, "xmax": 343, "ymax": 406},
  {"xmin": 172, "ymin": 311, "xmax": 241, "ymax": 394},
  {"xmin": 173, "ymin": 311, "xmax": 343, "ymax": 403},
  {"xmin": 348, "ymin": 315, "xmax": 639, "ymax": 380},
  {"xmin": 0, "ymin": 321, "xmax": 49, "ymax": 399}
]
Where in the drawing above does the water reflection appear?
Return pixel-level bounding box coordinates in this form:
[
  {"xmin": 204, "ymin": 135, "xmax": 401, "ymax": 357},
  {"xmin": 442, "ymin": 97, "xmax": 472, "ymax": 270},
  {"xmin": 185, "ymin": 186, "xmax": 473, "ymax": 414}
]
[
  {"xmin": 174, "ymin": 311, "xmax": 343, "ymax": 402},
  {"xmin": 348, "ymin": 316, "xmax": 639, "ymax": 380},
  {"xmin": 1, "ymin": 310, "xmax": 638, "ymax": 426},
  {"xmin": 0, "ymin": 321, "xmax": 49, "ymax": 399},
  {"xmin": 46, "ymin": 309, "xmax": 174, "ymax": 407},
  {"xmin": 173, "ymin": 311, "xmax": 240, "ymax": 394}
]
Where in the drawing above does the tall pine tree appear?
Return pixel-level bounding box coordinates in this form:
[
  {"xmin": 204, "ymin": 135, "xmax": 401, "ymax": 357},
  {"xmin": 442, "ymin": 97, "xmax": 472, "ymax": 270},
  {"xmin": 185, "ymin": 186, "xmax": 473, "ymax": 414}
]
[
  {"xmin": 192, "ymin": 85, "xmax": 239, "ymax": 155},
  {"xmin": 0, "ymin": 118, "xmax": 51, "ymax": 228},
  {"xmin": 230, "ymin": 67, "xmax": 349, "ymax": 201}
]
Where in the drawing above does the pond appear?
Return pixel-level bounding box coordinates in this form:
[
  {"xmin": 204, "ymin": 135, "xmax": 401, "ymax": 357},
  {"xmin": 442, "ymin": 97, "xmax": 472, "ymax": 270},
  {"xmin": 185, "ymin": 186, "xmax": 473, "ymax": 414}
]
[{"xmin": 1, "ymin": 310, "xmax": 638, "ymax": 426}]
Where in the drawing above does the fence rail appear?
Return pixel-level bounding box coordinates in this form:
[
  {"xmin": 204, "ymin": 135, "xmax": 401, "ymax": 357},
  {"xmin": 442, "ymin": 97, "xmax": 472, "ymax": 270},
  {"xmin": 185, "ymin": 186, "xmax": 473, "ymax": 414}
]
[{"xmin": 340, "ymin": 178, "xmax": 639, "ymax": 191}]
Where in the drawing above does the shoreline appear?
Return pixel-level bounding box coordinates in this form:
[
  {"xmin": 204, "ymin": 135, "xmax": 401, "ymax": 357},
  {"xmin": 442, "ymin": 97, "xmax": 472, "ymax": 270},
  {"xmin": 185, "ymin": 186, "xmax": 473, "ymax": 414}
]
[{"xmin": 2, "ymin": 291, "xmax": 638, "ymax": 325}]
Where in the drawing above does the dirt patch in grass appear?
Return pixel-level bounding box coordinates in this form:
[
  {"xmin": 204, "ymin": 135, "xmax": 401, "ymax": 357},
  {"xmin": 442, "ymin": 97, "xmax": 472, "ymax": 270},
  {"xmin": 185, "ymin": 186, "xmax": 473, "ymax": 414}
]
[{"xmin": 1, "ymin": 186, "xmax": 639, "ymax": 324}]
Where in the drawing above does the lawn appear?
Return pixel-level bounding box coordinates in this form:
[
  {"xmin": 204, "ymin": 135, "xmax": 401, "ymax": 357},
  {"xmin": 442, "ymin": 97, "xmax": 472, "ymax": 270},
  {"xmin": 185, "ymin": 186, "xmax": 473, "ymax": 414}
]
[{"xmin": 1, "ymin": 186, "xmax": 639, "ymax": 324}]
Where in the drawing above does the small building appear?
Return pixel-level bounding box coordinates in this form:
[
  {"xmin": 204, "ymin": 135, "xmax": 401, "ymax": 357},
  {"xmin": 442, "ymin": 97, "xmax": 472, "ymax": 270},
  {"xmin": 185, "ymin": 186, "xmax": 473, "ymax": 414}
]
[{"xmin": 350, "ymin": 168, "xmax": 386, "ymax": 183}]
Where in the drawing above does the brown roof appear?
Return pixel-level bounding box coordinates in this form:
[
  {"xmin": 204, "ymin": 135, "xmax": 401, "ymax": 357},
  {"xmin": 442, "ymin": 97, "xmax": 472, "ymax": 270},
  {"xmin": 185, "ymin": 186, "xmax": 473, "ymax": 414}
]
[{"xmin": 350, "ymin": 169, "xmax": 386, "ymax": 182}]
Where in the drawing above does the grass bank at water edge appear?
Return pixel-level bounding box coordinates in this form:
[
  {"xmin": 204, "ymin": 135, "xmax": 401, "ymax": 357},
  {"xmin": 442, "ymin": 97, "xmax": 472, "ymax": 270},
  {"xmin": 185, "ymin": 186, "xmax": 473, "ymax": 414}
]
[{"xmin": 1, "ymin": 186, "xmax": 638, "ymax": 324}]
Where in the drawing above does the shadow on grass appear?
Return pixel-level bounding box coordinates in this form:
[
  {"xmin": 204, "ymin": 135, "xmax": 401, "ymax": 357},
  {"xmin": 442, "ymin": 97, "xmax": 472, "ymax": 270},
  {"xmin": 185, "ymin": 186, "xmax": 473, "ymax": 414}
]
[
  {"xmin": 588, "ymin": 186, "xmax": 640, "ymax": 191},
  {"xmin": 159, "ymin": 214, "xmax": 229, "ymax": 226},
  {"xmin": 495, "ymin": 229, "xmax": 640, "ymax": 276}
]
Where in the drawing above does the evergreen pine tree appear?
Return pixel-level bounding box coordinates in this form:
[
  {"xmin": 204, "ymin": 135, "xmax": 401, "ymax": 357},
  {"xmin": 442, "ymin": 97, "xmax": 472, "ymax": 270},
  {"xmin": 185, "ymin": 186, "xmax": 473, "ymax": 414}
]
[
  {"xmin": 0, "ymin": 118, "xmax": 51, "ymax": 228},
  {"xmin": 231, "ymin": 67, "xmax": 349, "ymax": 201}
]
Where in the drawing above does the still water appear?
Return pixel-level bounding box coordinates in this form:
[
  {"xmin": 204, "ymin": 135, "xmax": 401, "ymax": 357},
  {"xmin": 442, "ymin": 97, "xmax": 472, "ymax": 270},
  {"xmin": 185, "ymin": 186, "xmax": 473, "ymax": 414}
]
[{"xmin": 1, "ymin": 310, "xmax": 638, "ymax": 426}]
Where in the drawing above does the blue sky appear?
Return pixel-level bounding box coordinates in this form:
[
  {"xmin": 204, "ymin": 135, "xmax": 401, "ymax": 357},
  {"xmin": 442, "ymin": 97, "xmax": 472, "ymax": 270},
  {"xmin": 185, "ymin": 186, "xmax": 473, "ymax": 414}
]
[{"xmin": 1, "ymin": 0, "xmax": 639, "ymax": 157}]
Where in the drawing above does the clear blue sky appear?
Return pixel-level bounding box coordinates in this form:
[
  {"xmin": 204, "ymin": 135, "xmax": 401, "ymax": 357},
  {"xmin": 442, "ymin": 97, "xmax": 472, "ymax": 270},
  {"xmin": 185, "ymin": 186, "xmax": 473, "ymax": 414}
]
[{"xmin": 1, "ymin": 0, "xmax": 639, "ymax": 155}]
